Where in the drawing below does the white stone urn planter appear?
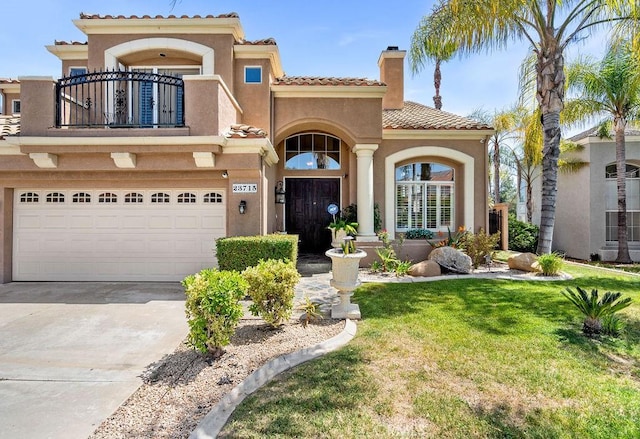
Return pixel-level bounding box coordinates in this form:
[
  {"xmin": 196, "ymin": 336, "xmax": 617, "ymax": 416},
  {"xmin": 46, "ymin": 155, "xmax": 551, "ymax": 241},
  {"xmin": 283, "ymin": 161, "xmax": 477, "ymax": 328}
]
[{"xmin": 325, "ymin": 247, "xmax": 367, "ymax": 319}]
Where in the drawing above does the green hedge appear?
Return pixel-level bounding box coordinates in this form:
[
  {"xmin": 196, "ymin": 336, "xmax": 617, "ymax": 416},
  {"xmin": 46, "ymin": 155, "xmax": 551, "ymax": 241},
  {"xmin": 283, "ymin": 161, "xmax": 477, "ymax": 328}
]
[
  {"xmin": 508, "ymin": 214, "xmax": 539, "ymax": 253},
  {"xmin": 216, "ymin": 234, "xmax": 298, "ymax": 272}
]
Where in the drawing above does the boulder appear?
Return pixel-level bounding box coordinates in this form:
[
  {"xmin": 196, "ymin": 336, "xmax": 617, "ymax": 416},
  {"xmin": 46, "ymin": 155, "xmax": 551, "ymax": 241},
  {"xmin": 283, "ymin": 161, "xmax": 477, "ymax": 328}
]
[
  {"xmin": 428, "ymin": 246, "xmax": 472, "ymax": 274},
  {"xmin": 408, "ymin": 260, "xmax": 442, "ymax": 277},
  {"xmin": 507, "ymin": 252, "xmax": 540, "ymax": 272}
]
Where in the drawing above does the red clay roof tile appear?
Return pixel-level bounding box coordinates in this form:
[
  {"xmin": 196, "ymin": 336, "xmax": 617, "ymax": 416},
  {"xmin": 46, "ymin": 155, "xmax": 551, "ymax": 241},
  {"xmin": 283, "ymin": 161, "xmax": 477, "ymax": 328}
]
[
  {"xmin": 273, "ymin": 76, "xmax": 384, "ymax": 87},
  {"xmin": 0, "ymin": 115, "xmax": 20, "ymax": 139},
  {"xmin": 383, "ymin": 101, "xmax": 491, "ymax": 130},
  {"xmin": 78, "ymin": 12, "xmax": 239, "ymax": 20},
  {"xmin": 225, "ymin": 124, "xmax": 268, "ymax": 139}
]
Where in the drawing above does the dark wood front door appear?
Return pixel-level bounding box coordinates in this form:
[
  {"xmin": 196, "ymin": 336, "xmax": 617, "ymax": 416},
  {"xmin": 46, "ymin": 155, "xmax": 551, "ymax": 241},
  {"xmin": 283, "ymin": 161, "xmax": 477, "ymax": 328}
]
[{"xmin": 285, "ymin": 178, "xmax": 340, "ymax": 253}]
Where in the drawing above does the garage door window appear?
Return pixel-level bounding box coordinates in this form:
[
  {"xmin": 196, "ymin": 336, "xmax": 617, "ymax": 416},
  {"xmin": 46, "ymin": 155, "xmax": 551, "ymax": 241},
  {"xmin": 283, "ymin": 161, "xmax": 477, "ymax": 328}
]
[
  {"xmin": 125, "ymin": 192, "xmax": 143, "ymax": 203},
  {"xmin": 73, "ymin": 192, "xmax": 91, "ymax": 203},
  {"xmin": 178, "ymin": 192, "xmax": 197, "ymax": 203},
  {"xmin": 151, "ymin": 192, "xmax": 170, "ymax": 203},
  {"xmin": 46, "ymin": 192, "xmax": 65, "ymax": 203},
  {"xmin": 20, "ymin": 192, "xmax": 39, "ymax": 203},
  {"xmin": 99, "ymin": 193, "xmax": 118, "ymax": 203},
  {"xmin": 204, "ymin": 192, "xmax": 223, "ymax": 203}
]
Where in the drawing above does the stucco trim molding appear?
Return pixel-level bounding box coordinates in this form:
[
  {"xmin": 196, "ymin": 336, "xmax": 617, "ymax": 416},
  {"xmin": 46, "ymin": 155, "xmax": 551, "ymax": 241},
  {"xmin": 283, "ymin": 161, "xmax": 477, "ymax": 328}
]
[
  {"xmin": 223, "ymin": 138, "xmax": 279, "ymax": 167},
  {"xmin": 383, "ymin": 129, "xmax": 495, "ymax": 140},
  {"xmin": 29, "ymin": 153, "xmax": 58, "ymax": 168},
  {"xmin": 271, "ymin": 85, "xmax": 387, "ymax": 99},
  {"xmin": 11, "ymin": 136, "xmax": 226, "ymax": 148},
  {"xmin": 74, "ymin": 17, "xmax": 244, "ymax": 41},
  {"xmin": 105, "ymin": 38, "xmax": 215, "ymax": 75},
  {"xmin": 193, "ymin": 152, "xmax": 216, "ymax": 168},
  {"xmin": 110, "ymin": 152, "xmax": 137, "ymax": 168},
  {"xmin": 234, "ymin": 45, "xmax": 284, "ymax": 78},
  {"xmin": 384, "ymin": 146, "xmax": 475, "ymax": 239},
  {"xmin": 46, "ymin": 44, "xmax": 89, "ymax": 61}
]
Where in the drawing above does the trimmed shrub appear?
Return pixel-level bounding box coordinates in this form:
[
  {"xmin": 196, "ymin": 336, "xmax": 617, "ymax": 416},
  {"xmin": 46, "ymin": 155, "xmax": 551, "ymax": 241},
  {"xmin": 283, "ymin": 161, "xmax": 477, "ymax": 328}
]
[
  {"xmin": 508, "ymin": 214, "xmax": 539, "ymax": 253},
  {"xmin": 216, "ymin": 234, "xmax": 298, "ymax": 272},
  {"xmin": 243, "ymin": 259, "xmax": 301, "ymax": 328},
  {"xmin": 404, "ymin": 229, "xmax": 434, "ymax": 240},
  {"xmin": 182, "ymin": 269, "xmax": 248, "ymax": 356}
]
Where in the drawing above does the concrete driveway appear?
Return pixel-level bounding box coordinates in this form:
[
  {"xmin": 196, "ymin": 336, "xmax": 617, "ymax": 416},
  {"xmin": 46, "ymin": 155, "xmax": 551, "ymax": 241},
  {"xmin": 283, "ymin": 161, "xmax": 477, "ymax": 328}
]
[{"xmin": 0, "ymin": 282, "xmax": 188, "ymax": 439}]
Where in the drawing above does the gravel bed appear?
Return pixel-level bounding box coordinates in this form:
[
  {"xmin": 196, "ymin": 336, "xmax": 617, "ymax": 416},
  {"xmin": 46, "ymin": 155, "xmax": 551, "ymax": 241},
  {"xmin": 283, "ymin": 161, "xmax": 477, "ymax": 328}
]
[{"xmin": 89, "ymin": 317, "xmax": 345, "ymax": 439}]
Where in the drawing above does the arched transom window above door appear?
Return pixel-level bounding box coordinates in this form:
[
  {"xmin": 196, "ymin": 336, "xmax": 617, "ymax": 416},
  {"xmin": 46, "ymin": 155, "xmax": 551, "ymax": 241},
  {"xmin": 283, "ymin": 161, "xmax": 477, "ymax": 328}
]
[
  {"xmin": 285, "ymin": 133, "xmax": 341, "ymax": 170},
  {"xmin": 396, "ymin": 162, "xmax": 454, "ymax": 232}
]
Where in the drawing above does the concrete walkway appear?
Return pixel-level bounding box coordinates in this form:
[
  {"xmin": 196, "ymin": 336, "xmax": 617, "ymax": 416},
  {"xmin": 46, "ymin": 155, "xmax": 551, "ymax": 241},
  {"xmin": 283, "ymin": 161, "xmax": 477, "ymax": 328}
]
[{"xmin": 0, "ymin": 282, "xmax": 188, "ymax": 439}]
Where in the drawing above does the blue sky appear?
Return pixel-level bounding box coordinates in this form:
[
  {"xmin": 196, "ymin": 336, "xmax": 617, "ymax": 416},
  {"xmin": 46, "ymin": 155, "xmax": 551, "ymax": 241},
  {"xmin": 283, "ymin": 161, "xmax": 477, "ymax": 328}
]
[{"xmin": 1, "ymin": 0, "xmax": 611, "ymax": 119}]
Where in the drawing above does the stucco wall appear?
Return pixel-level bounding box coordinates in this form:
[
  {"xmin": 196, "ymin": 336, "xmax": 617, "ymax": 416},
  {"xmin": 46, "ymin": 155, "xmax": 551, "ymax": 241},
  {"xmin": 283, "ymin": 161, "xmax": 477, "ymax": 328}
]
[
  {"xmin": 234, "ymin": 58, "xmax": 271, "ymax": 132},
  {"xmin": 273, "ymin": 97, "xmax": 383, "ymax": 145},
  {"xmin": 86, "ymin": 34, "xmax": 235, "ymax": 88}
]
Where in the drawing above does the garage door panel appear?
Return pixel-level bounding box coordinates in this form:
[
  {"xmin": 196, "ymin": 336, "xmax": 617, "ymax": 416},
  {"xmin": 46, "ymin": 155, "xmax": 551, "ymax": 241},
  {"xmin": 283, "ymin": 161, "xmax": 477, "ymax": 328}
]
[{"xmin": 13, "ymin": 189, "xmax": 226, "ymax": 281}]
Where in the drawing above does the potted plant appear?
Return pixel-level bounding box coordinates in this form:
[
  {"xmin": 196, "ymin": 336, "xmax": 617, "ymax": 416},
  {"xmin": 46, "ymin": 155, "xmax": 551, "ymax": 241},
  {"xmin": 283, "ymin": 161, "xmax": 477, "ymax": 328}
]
[
  {"xmin": 328, "ymin": 218, "xmax": 359, "ymax": 248},
  {"xmin": 325, "ymin": 236, "xmax": 366, "ymax": 319}
]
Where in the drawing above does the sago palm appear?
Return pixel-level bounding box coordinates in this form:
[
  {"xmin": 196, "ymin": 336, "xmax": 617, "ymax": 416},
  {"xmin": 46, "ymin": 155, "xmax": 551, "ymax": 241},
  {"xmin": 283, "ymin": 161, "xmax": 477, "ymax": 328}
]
[
  {"xmin": 562, "ymin": 286, "xmax": 632, "ymax": 336},
  {"xmin": 410, "ymin": 0, "xmax": 640, "ymax": 254},
  {"xmin": 564, "ymin": 43, "xmax": 640, "ymax": 263}
]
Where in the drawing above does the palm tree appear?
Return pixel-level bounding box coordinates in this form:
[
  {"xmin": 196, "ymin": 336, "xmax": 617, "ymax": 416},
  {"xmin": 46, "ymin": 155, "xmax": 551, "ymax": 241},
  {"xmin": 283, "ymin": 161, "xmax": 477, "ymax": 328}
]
[
  {"xmin": 410, "ymin": 0, "xmax": 640, "ymax": 254},
  {"xmin": 410, "ymin": 5, "xmax": 458, "ymax": 110},
  {"xmin": 564, "ymin": 43, "xmax": 640, "ymax": 263},
  {"xmin": 468, "ymin": 108, "xmax": 518, "ymax": 204}
]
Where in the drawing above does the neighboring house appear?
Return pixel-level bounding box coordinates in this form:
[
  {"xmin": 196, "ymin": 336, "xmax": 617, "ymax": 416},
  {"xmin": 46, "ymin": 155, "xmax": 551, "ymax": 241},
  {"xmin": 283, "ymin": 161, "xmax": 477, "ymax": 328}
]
[
  {"xmin": 0, "ymin": 13, "xmax": 493, "ymax": 282},
  {"xmin": 553, "ymin": 127, "xmax": 640, "ymax": 261}
]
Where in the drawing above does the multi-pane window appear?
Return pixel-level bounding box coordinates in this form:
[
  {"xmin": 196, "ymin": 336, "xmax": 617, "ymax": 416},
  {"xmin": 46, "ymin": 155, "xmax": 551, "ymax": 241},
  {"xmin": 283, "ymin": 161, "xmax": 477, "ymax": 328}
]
[
  {"xmin": 124, "ymin": 192, "xmax": 143, "ymax": 203},
  {"xmin": 285, "ymin": 133, "xmax": 341, "ymax": 170},
  {"xmin": 151, "ymin": 192, "xmax": 170, "ymax": 203},
  {"xmin": 46, "ymin": 192, "xmax": 65, "ymax": 203},
  {"xmin": 605, "ymin": 163, "xmax": 640, "ymax": 242},
  {"xmin": 177, "ymin": 192, "xmax": 197, "ymax": 203},
  {"xmin": 20, "ymin": 192, "xmax": 39, "ymax": 203},
  {"xmin": 204, "ymin": 192, "xmax": 223, "ymax": 203},
  {"xmin": 396, "ymin": 162, "xmax": 454, "ymax": 232},
  {"xmin": 72, "ymin": 192, "xmax": 91, "ymax": 203},
  {"xmin": 98, "ymin": 193, "xmax": 118, "ymax": 203}
]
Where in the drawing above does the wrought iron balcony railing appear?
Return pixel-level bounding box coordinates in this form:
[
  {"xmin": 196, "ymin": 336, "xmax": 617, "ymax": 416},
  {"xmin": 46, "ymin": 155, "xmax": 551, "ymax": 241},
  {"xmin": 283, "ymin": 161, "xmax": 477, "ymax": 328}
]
[{"xmin": 55, "ymin": 70, "xmax": 185, "ymax": 128}]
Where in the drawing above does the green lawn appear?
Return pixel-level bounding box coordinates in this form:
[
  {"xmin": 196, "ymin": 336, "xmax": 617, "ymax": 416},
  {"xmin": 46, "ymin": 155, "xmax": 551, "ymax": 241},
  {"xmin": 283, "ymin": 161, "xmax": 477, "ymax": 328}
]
[{"xmin": 219, "ymin": 264, "xmax": 640, "ymax": 438}]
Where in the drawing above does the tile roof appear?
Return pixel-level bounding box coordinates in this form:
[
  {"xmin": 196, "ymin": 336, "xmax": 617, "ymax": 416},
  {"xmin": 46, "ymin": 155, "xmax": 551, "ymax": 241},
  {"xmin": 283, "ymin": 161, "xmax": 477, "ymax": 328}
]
[
  {"xmin": 0, "ymin": 115, "xmax": 20, "ymax": 139},
  {"xmin": 78, "ymin": 12, "xmax": 239, "ymax": 20},
  {"xmin": 569, "ymin": 126, "xmax": 640, "ymax": 142},
  {"xmin": 54, "ymin": 40, "xmax": 88, "ymax": 45},
  {"xmin": 383, "ymin": 101, "xmax": 492, "ymax": 130},
  {"xmin": 0, "ymin": 78, "xmax": 20, "ymax": 84},
  {"xmin": 273, "ymin": 76, "xmax": 384, "ymax": 87},
  {"xmin": 237, "ymin": 38, "xmax": 277, "ymax": 46},
  {"xmin": 225, "ymin": 124, "xmax": 267, "ymax": 139}
]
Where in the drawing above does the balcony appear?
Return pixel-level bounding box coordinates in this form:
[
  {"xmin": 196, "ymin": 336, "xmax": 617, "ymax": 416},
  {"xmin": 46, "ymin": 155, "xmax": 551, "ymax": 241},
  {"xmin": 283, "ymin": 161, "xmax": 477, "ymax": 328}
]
[{"xmin": 55, "ymin": 70, "xmax": 185, "ymax": 129}]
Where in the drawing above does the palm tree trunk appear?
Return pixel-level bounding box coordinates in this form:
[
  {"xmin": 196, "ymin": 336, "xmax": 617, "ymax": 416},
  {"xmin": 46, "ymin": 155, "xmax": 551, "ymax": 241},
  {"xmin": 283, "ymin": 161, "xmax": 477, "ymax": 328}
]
[
  {"xmin": 537, "ymin": 111, "xmax": 561, "ymax": 254},
  {"xmin": 615, "ymin": 117, "xmax": 632, "ymax": 263},
  {"xmin": 536, "ymin": 43, "xmax": 564, "ymax": 255},
  {"xmin": 493, "ymin": 140, "xmax": 500, "ymax": 204}
]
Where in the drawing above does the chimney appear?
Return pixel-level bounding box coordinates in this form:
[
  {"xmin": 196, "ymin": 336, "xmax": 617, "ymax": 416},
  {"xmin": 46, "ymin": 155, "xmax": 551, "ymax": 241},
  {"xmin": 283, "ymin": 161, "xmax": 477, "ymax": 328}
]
[{"xmin": 378, "ymin": 46, "xmax": 406, "ymax": 110}]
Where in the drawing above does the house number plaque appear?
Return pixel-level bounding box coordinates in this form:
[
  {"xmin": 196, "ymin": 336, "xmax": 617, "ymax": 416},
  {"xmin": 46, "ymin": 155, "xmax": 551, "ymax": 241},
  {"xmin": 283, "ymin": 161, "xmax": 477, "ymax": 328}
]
[{"xmin": 232, "ymin": 183, "xmax": 258, "ymax": 193}]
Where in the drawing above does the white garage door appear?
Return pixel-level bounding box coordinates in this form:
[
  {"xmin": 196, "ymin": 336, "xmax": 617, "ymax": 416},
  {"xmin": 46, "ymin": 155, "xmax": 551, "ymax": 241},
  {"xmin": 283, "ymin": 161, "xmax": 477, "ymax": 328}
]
[{"xmin": 13, "ymin": 189, "xmax": 226, "ymax": 281}]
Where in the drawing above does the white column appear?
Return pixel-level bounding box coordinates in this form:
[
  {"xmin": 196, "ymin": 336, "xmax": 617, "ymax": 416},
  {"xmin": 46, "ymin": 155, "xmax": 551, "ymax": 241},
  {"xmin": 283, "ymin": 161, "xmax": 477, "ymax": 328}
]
[{"xmin": 353, "ymin": 143, "xmax": 379, "ymax": 241}]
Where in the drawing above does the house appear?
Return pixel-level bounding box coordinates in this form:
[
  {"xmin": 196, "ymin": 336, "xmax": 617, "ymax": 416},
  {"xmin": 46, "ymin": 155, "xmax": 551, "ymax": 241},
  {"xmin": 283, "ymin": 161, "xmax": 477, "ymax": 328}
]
[
  {"xmin": 552, "ymin": 127, "xmax": 640, "ymax": 261},
  {"xmin": 0, "ymin": 13, "xmax": 493, "ymax": 282}
]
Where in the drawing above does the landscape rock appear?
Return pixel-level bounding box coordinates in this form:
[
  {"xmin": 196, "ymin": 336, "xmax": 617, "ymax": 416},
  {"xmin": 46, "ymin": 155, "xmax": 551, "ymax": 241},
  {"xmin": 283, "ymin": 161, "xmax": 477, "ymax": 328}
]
[
  {"xmin": 408, "ymin": 260, "xmax": 442, "ymax": 277},
  {"xmin": 507, "ymin": 252, "xmax": 540, "ymax": 272},
  {"xmin": 428, "ymin": 246, "xmax": 472, "ymax": 274}
]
